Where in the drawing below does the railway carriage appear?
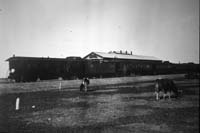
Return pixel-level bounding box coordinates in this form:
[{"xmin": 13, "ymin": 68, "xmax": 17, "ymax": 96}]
[{"xmin": 6, "ymin": 56, "xmax": 84, "ymax": 82}]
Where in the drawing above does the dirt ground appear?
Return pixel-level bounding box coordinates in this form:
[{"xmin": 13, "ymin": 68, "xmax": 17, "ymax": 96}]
[{"xmin": 0, "ymin": 76, "xmax": 199, "ymax": 133}]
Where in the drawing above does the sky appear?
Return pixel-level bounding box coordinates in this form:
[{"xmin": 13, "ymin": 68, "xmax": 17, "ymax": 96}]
[{"xmin": 0, "ymin": 0, "xmax": 199, "ymax": 78}]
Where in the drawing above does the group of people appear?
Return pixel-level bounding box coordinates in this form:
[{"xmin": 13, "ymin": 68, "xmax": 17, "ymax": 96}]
[
  {"xmin": 79, "ymin": 77, "xmax": 179, "ymax": 100},
  {"xmin": 80, "ymin": 77, "xmax": 90, "ymax": 92},
  {"xmin": 154, "ymin": 78, "xmax": 179, "ymax": 100}
]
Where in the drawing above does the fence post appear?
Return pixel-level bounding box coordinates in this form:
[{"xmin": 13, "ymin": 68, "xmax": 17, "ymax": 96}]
[
  {"xmin": 15, "ymin": 97, "xmax": 20, "ymax": 110},
  {"xmin": 59, "ymin": 81, "xmax": 62, "ymax": 90}
]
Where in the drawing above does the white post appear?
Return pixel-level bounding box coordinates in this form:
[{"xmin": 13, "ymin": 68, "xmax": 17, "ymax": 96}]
[
  {"xmin": 15, "ymin": 97, "xmax": 20, "ymax": 110},
  {"xmin": 84, "ymin": 84, "xmax": 87, "ymax": 92},
  {"xmin": 59, "ymin": 81, "xmax": 62, "ymax": 90},
  {"xmin": 155, "ymin": 92, "xmax": 159, "ymax": 100}
]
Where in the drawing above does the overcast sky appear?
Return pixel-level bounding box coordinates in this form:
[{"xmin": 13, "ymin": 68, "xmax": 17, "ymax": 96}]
[{"xmin": 0, "ymin": 0, "xmax": 199, "ymax": 78}]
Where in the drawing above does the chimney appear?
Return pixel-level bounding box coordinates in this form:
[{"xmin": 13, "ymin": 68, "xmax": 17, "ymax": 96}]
[
  {"xmin": 120, "ymin": 50, "xmax": 122, "ymax": 54},
  {"xmin": 125, "ymin": 51, "xmax": 127, "ymax": 54},
  {"xmin": 131, "ymin": 51, "xmax": 132, "ymax": 55}
]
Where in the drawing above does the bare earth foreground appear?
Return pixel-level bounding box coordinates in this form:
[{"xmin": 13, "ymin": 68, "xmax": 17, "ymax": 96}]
[{"xmin": 0, "ymin": 75, "xmax": 199, "ymax": 133}]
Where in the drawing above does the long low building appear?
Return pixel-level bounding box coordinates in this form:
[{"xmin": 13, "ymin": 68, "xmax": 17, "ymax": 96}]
[
  {"xmin": 83, "ymin": 51, "xmax": 162, "ymax": 77},
  {"xmin": 6, "ymin": 51, "xmax": 199, "ymax": 82}
]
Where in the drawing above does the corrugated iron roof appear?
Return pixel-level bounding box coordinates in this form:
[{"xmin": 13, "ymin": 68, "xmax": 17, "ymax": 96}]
[{"xmin": 88, "ymin": 52, "xmax": 161, "ymax": 61}]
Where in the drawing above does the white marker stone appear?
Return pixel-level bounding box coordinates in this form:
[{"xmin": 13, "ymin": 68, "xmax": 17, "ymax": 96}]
[
  {"xmin": 15, "ymin": 97, "xmax": 20, "ymax": 110},
  {"xmin": 59, "ymin": 82, "xmax": 62, "ymax": 90}
]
